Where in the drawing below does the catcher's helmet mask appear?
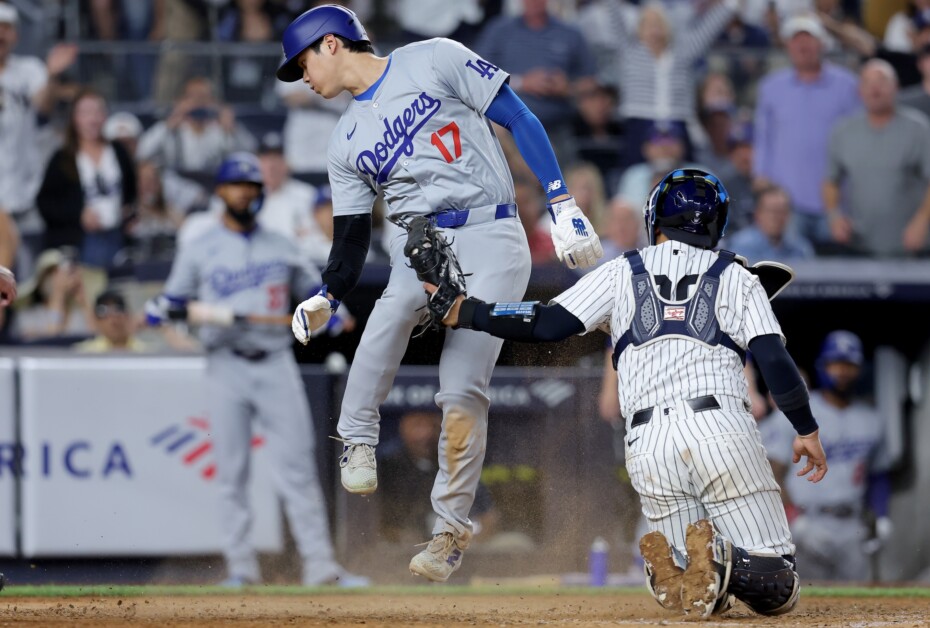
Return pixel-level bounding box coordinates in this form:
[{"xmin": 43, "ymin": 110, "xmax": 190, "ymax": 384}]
[{"xmin": 644, "ymin": 168, "xmax": 730, "ymax": 249}]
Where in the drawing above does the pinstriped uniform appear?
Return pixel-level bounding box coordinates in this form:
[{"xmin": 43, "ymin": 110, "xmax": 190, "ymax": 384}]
[{"xmin": 553, "ymin": 240, "xmax": 795, "ymax": 557}]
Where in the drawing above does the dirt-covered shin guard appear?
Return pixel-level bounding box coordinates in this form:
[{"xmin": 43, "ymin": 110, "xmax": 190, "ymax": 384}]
[{"xmin": 726, "ymin": 548, "xmax": 801, "ymax": 616}]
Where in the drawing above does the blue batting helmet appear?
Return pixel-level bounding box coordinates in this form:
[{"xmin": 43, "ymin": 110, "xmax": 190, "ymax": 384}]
[
  {"xmin": 276, "ymin": 4, "xmax": 369, "ymax": 83},
  {"xmin": 644, "ymin": 168, "xmax": 730, "ymax": 248},
  {"xmin": 815, "ymin": 330, "xmax": 864, "ymax": 390},
  {"xmin": 215, "ymin": 152, "xmax": 263, "ymax": 187},
  {"xmin": 215, "ymin": 152, "xmax": 264, "ymax": 214}
]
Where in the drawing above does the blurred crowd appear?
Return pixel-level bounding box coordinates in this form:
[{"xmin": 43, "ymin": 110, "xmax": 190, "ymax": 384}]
[{"xmin": 0, "ymin": 0, "xmax": 929, "ymax": 347}]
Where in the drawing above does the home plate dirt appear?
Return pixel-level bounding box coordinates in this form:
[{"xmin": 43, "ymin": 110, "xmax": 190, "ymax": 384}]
[{"xmin": 0, "ymin": 592, "xmax": 928, "ymax": 627}]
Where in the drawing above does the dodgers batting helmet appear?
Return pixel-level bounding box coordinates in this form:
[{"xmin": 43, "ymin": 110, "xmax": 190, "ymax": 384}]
[
  {"xmin": 216, "ymin": 152, "xmax": 264, "ymax": 214},
  {"xmin": 816, "ymin": 330, "xmax": 864, "ymax": 390},
  {"xmin": 276, "ymin": 4, "xmax": 369, "ymax": 82},
  {"xmin": 644, "ymin": 168, "xmax": 730, "ymax": 249}
]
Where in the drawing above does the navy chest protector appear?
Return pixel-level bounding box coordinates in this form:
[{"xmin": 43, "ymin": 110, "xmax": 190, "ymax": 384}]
[{"xmin": 611, "ymin": 249, "xmax": 746, "ymax": 370}]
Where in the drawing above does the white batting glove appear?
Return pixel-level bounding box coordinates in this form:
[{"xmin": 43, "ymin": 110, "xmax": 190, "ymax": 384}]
[
  {"xmin": 291, "ymin": 294, "xmax": 335, "ymax": 345},
  {"xmin": 547, "ymin": 197, "xmax": 603, "ymax": 269}
]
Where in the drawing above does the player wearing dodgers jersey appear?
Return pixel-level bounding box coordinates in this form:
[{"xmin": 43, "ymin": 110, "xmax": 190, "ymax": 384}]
[
  {"xmin": 762, "ymin": 330, "xmax": 892, "ymax": 581},
  {"xmin": 431, "ymin": 169, "xmax": 827, "ymax": 617},
  {"xmin": 145, "ymin": 153, "xmax": 362, "ymax": 588},
  {"xmin": 275, "ymin": 5, "xmax": 603, "ymax": 581}
]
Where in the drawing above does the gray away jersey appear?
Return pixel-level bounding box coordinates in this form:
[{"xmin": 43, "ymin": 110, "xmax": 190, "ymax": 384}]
[
  {"xmin": 761, "ymin": 391, "xmax": 891, "ymax": 510},
  {"xmin": 328, "ymin": 38, "xmax": 515, "ymax": 219},
  {"xmin": 552, "ymin": 241, "xmax": 783, "ymax": 421},
  {"xmin": 164, "ymin": 224, "xmax": 321, "ymax": 352}
]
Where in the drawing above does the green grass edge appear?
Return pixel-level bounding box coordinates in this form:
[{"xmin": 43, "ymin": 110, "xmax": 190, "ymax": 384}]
[{"xmin": 1, "ymin": 585, "xmax": 928, "ymax": 599}]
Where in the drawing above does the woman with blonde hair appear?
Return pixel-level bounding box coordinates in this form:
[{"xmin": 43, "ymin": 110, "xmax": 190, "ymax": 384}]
[{"xmin": 565, "ymin": 162, "xmax": 607, "ymax": 236}]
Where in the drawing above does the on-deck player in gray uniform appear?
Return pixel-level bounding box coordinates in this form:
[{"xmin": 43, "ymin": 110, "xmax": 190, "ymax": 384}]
[
  {"xmin": 276, "ymin": 5, "xmax": 603, "ymax": 582},
  {"xmin": 145, "ymin": 153, "xmax": 363, "ymax": 588},
  {"xmin": 761, "ymin": 330, "xmax": 892, "ymax": 581},
  {"xmin": 430, "ymin": 169, "xmax": 828, "ymax": 618}
]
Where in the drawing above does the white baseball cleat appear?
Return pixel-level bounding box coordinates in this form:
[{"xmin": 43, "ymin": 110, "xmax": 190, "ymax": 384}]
[
  {"xmin": 681, "ymin": 519, "xmax": 733, "ymax": 620},
  {"xmin": 409, "ymin": 532, "xmax": 466, "ymax": 582},
  {"xmin": 338, "ymin": 442, "xmax": 377, "ymax": 494}
]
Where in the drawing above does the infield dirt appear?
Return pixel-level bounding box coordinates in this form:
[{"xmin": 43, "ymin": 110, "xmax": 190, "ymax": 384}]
[{"xmin": 0, "ymin": 592, "xmax": 928, "ymax": 627}]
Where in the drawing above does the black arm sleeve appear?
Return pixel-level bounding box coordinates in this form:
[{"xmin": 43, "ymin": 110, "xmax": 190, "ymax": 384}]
[
  {"xmin": 321, "ymin": 214, "xmax": 372, "ymax": 300},
  {"xmin": 749, "ymin": 334, "xmax": 819, "ymax": 436},
  {"xmin": 457, "ymin": 298, "xmax": 585, "ymax": 342}
]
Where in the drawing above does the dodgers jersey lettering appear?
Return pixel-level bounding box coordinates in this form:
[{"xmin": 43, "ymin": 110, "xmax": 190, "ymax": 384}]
[
  {"xmin": 762, "ymin": 391, "xmax": 891, "ymax": 509},
  {"xmin": 164, "ymin": 225, "xmax": 321, "ymax": 352},
  {"xmin": 328, "ymin": 38, "xmax": 516, "ymax": 218},
  {"xmin": 553, "ymin": 241, "xmax": 783, "ymax": 423}
]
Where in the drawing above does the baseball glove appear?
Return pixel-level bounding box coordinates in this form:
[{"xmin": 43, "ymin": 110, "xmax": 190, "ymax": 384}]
[{"xmin": 400, "ymin": 216, "xmax": 467, "ymax": 331}]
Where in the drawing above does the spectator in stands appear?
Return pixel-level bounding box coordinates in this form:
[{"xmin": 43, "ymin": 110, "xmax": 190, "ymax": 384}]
[
  {"xmin": 12, "ymin": 247, "xmax": 92, "ymax": 342},
  {"xmin": 126, "ymin": 160, "xmax": 184, "ymax": 261},
  {"xmin": 824, "ymin": 59, "xmax": 930, "ymax": 257},
  {"xmin": 717, "ymin": 120, "xmax": 756, "ymax": 232},
  {"xmin": 884, "ymin": 0, "xmax": 930, "ymax": 53},
  {"xmin": 390, "ymin": 0, "xmax": 484, "ymax": 46},
  {"xmin": 514, "ymin": 174, "xmax": 555, "ymax": 264},
  {"xmin": 565, "ymin": 162, "xmax": 607, "ymax": 238},
  {"xmin": 379, "ymin": 411, "xmax": 497, "ymax": 545},
  {"xmin": 0, "ymin": 4, "xmax": 78, "ymax": 228},
  {"xmin": 154, "ymin": 1, "xmax": 211, "ymax": 104},
  {"xmin": 760, "ymin": 330, "xmax": 892, "ymax": 581},
  {"xmin": 615, "ymin": 123, "xmax": 695, "ymax": 208},
  {"xmin": 255, "ymin": 133, "xmax": 330, "ymax": 265},
  {"xmin": 103, "ymin": 111, "xmax": 144, "ymax": 156},
  {"xmin": 575, "ymin": 0, "xmax": 637, "ymax": 88},
  {"xmin": 696, "ymin": 73, "xmax": 738, "ymax": 177},
  {"xmin": 609, "ymin": 0, "xmax": 737, "ymax": 168},
  {"xmin": 137, "ymin": 76, "xmax": 257, "ymax": 174},
  {"xmin": 571, "ymin": 83, "xmax": 623, "ymax": 191},
  {"xmin": 37, "ymin": 88, "xmax": 138, "ymax": 270},
  {"xmin": 753, "ymin": 14, "xmax": 859, "ymax": 244},
  {"xmin": 275, "ymin": 81, "xmax": 350, "ymax": 180},
  {"xmin": 475, "ymin": 0, "xmax": 598, "ymax": 161},
  {"xmin": 104, "ymin": 111, "xmax": 209, "ymax": 218},
  {"xmin": 725, "ymin": 185, "xmax": 815, "ymax": 264},
  {"xmin": 217, "ymin": 0, "xmax": 291, "ymax": 103},
  {"xmin": 74, "ymin": 289, "xmax": 147, "ymax": 353},
  {"xmin": 598, "ymin": 197, "xmax": 643, "ymax": 262},
  {"xmin": 899, "ymin": 43, "xmax": 930, "ymax": 120}
]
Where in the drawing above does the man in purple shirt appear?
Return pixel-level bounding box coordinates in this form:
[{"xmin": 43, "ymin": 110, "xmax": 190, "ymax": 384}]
[{"xmin": 753, "ymin": 15, "xmax": 859, "ymax": 244}]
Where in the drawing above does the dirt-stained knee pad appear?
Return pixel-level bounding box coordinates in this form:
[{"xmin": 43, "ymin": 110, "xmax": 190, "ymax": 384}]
[{"xmin": 442, "ymin": 408, "xmax": 483, "ymax": 476}]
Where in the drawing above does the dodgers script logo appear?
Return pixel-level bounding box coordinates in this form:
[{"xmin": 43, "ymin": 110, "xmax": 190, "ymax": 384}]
[{"xmin": 355, "ymin": 92, "xmax": 441, "ymax": 184}]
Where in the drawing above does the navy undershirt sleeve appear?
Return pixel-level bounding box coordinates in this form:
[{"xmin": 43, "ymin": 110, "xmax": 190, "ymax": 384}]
[
  {"xmin": 484, "ymin": 84, "xmax": 568, "ymax": 201},
  {"xmin": 749, "ymin": 334, "xmax": 819, "ymax": 435},
  {"xmin": 460, "ymin": 299, "xmax": 584, "ymax": 342},
  {"xmin": 321, "ymin": 214, "xmax": 371, "ymax": 300}
]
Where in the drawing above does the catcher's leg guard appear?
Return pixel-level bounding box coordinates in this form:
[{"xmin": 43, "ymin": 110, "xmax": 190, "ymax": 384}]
[
  {"xmin": 681, "ymin": 519, "xmax": 733, "ymax": 619},
  {"xmin": 639, "ymin": 531, "xmax": 685, "ymax": 611},
  {"xmin": 726, "ymin": 549, "xmax": 800, "ymax": 616}
]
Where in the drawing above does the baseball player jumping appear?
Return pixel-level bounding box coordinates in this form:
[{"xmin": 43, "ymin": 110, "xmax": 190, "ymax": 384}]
[
  {"xmin": 429, "ymin": 169, "xmax": 827, "ymax": 617},
  {"xmin": 146, "ymin": 153, "xmax": 361, "ymax": 587},
  {"xmin": 277, "ymin": 5, "xmax": 602, "ymax": 581}
]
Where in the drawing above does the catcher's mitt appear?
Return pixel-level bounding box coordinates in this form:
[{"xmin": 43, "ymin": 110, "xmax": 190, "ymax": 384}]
[{"xmin": 399, "ymin": 216, "xmax": 467, "ymax": 331}]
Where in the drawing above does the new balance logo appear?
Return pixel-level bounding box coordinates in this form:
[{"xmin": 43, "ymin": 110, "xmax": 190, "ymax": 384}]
[
  {"xmin": 547, "ymin": 179, "xmax": 563, "ymax": 193},
  {"xmin": 572, "ymin": 218, "xmax": 588, "ymax": 237},
  {"xmin": 447, "ymin": 549, "xmax": 462, "ymax": 566}
]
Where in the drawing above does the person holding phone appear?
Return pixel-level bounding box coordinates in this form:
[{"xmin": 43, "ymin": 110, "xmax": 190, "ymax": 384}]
[{"xmin": 137, "ymin": 76, "xmax": 256, "ymax": 174}]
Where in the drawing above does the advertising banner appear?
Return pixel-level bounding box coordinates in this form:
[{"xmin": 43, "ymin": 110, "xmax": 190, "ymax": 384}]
[
  {"xmin": 0, "ymin": 358, "xmax": 16, "ymax": 556},
  {"xmin": 18, "ymin": 357, "xmax": 283, "ymax": 557}
]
